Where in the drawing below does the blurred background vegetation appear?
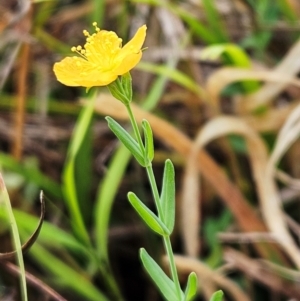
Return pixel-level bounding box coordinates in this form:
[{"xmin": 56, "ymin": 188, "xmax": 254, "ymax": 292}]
[{"xmin": 1, "ymin": 0, "xmax": 300, "ymax": 300}]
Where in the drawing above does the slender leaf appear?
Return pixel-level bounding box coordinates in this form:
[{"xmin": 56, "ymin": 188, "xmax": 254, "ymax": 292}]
[
  {"xmin": 106, "ymin": 116, "xmax": 145, "ymax": 166},
  {"xmin": 75, "ymin": 117, "xmax": 93, "ymax": 222},
  {"xmin": 26, "ymin": 242, "xmax": 109, "ymax": 301},
  {"xmin": 62, "ymin": 97, "xmax": 95, "ymax": 245},
  {"xmin": 202, "ymin": 0, "xmax": 229, "ymax": 42},
  {"xmin": 160, "ymin": 159, "xmax": 175, "ymax": 233},
  {"xmin": 142, "ymin": 119, "xmax": 154, "ymax": 163},
  {"xmin": 0, "ymin": 174, "xmax": 27, "ymax": 301},
  {"xmin": 94, "ymin": 145, "xmax": 130, "ymax": 300},
  {"xmin": 137, "ymin": 62, "xmax": 204, "ymax": 98},
  {"xmin": 209, "ymin": 290, "xmax": 224, "ymax": 301},
  {"xmin": 0, "ymin": 209, "xmax": 92, "ymax": 258},
  {"xmin": 184, "ymin": 272, "xmax": 198, "ymax": 301},
  {"xmin": 95, "ymin": 145, "xmax": 131, "ymax": 260},
  {"xmin": 128, "ymin": 192, "xmax": 170, "ymax": 236},
  {"xmin": 201, "ymin": 44, "xmax": 260, "ymax": 92},
  {"xmin": 140, "ymin": 248, "xmax": 182, "ymax": 301}
]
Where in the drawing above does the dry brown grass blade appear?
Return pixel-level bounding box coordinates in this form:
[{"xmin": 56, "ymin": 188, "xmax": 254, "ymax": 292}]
[
  {"xmin": 12, "ymin": 42, "xmax": 29, "ymax": 160},
  {"xmin": 11, "ymin": 6, "xmax": 32, "ymax": 160},
  {"xmin": 162, "ymin": 254, "xmax": 251, "ymax": 301},
  {"xmin": 182, "ymin": 135, "xmax": 242, "ymax": 257},
  {"xmin": 224, "ymin": 248, "xmax": 300, "ymax": 299},
  {"xmin": 93, "ymin": 94, "xmax": 287, "ymax": 262},
  {"xmin": 267, "ymin": 103, "xmax": 300, "ymax": 175},
  {"xmin": 183, "ymin": 115, "xmax": 300, "ymax": 268},
  {"xmin": 243, "ymin": 102, "xmax": 299, "ymax": 133},
  {"xmin": 181, "ymin": 152, "xmax": 200, "ymax": 256},
  {"xmin": 0, "ymin": 0, "xmax": 31, "ymax": 32},
  {"xmin": 242, "ymin": 39, "xmax": 300, "ymax": 112},
  {"xmin": 206, "ymin": 67, "xmax": 300, "ymax": 112}
]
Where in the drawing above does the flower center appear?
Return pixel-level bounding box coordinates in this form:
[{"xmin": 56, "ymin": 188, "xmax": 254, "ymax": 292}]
[{"xmin": 71, "ymin": 22, "xmax": 123, "ymax": 72}]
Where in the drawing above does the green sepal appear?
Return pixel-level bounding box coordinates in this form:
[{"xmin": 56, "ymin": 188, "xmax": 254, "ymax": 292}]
[
  {"xmin": 107, "ymin": 73, "xmax": 132, "ymax": 105},
  {"xmin": 184, "ymin": 272, "xmax": 198, "ymax": 301},
  {"xmin": 127, "ymin": 192, "xmax": 170, "ymax": 236},
  {"xmin": 105, "ymin": 117, "xmax": 146, "ymax": 166},
  {"xmin": 160, "ymin": 159, "xmax": 175, "ymax": 233},
  {"xmin": 121, "ymin": 72, "xmax": 132, "ymax": 102},
  {"xmin": 142, "ymin": 119, "xmax": 154, "ymax": 163},
  {"xmin": 209, "ymin": 290, "xmax": 224, "ymax": 301},
  {"xmin": 140, "ymin": 248, "xmax": 183, "ymax": 301}
]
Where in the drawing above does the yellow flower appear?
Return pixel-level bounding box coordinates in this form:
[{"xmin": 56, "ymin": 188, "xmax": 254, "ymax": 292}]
[{"xmin": 53, "ymin": 23, "xmax": 147, "ymax": 88}]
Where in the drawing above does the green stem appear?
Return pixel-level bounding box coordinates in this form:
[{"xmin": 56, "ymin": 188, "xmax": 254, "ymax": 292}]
[
  {"xmin": 164, "ymin": 236, "xmax": 182, "ymax": 299},
  {"xmin": 126, "ymin": 104, "xmax": 182, "ymax": 300},
  {"xmin": 146, "ymin": 165, "xmax": 182, "ymax": 300},
  {"xmin": 145, "ymin": 165, "xmax": 163, "ymax": 218},
  {"xmin": 125, "ymin": 104, "xmax": 145, "ymax": 156}
]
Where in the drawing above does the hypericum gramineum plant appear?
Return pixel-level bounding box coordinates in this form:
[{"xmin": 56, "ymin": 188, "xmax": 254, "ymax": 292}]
[{"xmin": 54, "ymin": 22, "xmax": 223, "ymax": 301}]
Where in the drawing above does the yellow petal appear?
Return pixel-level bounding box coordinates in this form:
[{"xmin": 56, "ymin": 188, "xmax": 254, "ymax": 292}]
[
  {"xmin": 53, "ymin": 57, "xmax": 90, "ymax": 86},
  {"xmin": 54, "ymin": 56, "xmax": 117, "ymax": 87},
  {"xmin": 83, "ymin": 70, "xmax": 118, "ymax": 87},
  {"xmin": 119, "ymin": 25, "xmax": 147, "ymax": 57},
  {"xmin": 112, "ymin": 51, "xmax": 142, "ymax": 75}
]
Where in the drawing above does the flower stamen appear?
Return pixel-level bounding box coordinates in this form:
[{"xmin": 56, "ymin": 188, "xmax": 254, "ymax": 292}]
[{"xmin": 71, "ymin": 45, "xmax": 88, "ymax": 60}]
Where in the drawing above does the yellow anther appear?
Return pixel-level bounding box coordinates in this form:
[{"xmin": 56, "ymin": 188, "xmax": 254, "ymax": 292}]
[
  {"xmin": 83, "ymin": 30, "xmax": 89, "ymax": 36},
  {"xmin": 92, "ymin": 22, "xmax": 97, "ymax": 26},
  {"xmin": 77, "ymin": 46, "xmax": 82, "ymax": 51},
  {"xmin": 71, "ymin": 46, "xmax": 76, "ymax": 52}
]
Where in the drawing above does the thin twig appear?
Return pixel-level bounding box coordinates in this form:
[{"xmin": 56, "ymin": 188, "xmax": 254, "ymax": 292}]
[
  {"xmin": 218, "ymin": 232, "xmax": 278, "ymax": 244},
  {"xmin": 0, "ymin": 261, "xmax": 68, "ymax": 301},
  {"xmin": 224, "ymin": 248, "xmax": 300, "ymax": 299}
]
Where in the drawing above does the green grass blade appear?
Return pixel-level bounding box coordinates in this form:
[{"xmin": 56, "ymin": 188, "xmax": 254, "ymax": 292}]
[
  {"xmin": 90, "ymin": 0, "xmax": 105, "ymax": 27},
  {"xmin": 0, "ymin": 208, "xmax": 92, "ymax": 258},
  {"xmin": 137, "ymin": 62, "xmax": 204, "ymax": 97},
  {"xmin": 278, "ymin": 0, "xmax": 298, "ymax": 21},
  {"xmin": 202, "ymin": 0, "xmax": 229, "ymax": 42},
  {"xmin": 74, "ymin": 117, "xmax": 93, "ymax": 222},
  {"xmin": 201, "ymin": 43, "xmax": 260, "ymax": 93},
  {"xmin": 0, "ymin": 153, "xmax": 62, "ymax": 200},
  {"xmin": 62, "ymin": 97, "xmax": 95, "ymax": 246},
  {"xmin": 0, "ymin": 174, "xmax": 27, "ymax": 301},
  {"xmin": 27, "ymin": 242, "xmax": 109, "ymax": 301},
  {"xmin": 94, "ymin": 145, "xmax": 131, "ymax": 260},
  {"xmin": 131, "ymin": 0, "xmax": 218, "ymax": 43}
]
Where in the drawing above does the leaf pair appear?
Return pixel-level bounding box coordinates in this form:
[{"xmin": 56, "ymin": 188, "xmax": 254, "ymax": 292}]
[
  {"xmin": 140, "ymin": 248, "xmax": 198, "ymax": 301},
  {"xmin": 106, "ymin": 117, "xmax": 154, "ymax": 167},
  {"xmin": 127, "ymin": 159, "xmax": 175, "ymax": 236}
]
